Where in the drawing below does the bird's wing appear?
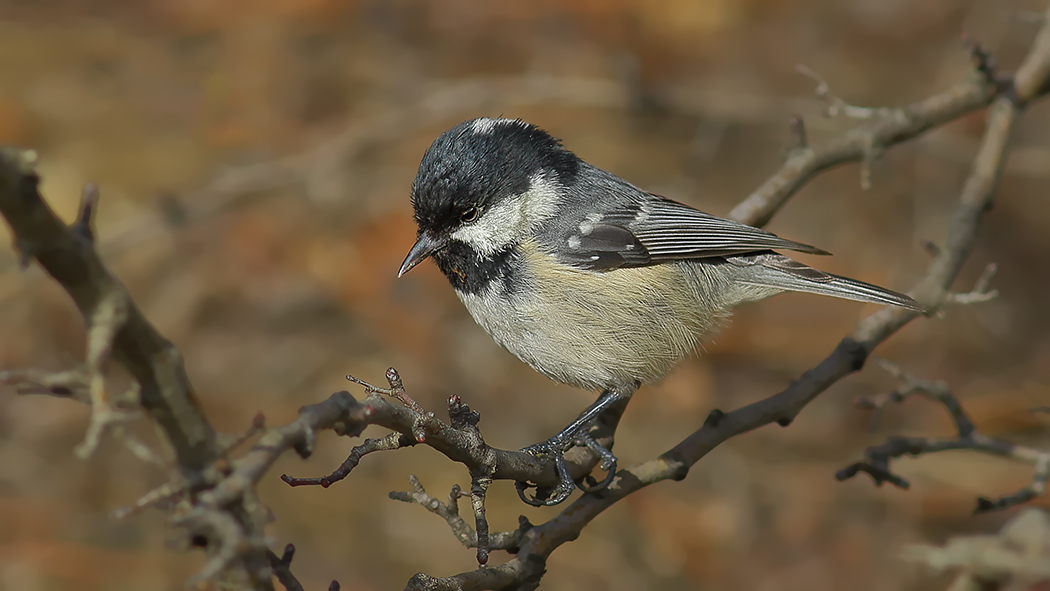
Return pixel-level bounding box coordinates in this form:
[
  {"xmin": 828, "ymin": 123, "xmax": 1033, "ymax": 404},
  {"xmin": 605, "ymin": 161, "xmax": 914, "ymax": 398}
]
[{"xmin": 559, "ymin": 196, "xmax": 829, "ymax": 271}]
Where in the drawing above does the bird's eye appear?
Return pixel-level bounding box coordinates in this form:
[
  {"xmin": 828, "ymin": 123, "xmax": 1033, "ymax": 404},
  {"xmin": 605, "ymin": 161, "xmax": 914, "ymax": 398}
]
[{"xmin": 460, "ymin": 207, "xmax": 479, "ymax": 223}]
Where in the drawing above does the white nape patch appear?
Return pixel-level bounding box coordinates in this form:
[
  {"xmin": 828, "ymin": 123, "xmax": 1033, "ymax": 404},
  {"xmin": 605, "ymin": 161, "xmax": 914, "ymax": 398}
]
[
  {"xmin": 567, "ymin": 235, "xmax": 581, "ymax": 249},
  {"xmin": 451, "ymin": 172, "xmax": 561, "ymax": 256},
  {"xmin": 471, "ymin": 118, "xmax": 499, "ymax": 134},
  {"xmin": 470, "ymin": 117, "xmax": 526, "ymax": 135},
  {"xmin": 578, "ymin": 213, "xmax": 603, "ymax": 236}
]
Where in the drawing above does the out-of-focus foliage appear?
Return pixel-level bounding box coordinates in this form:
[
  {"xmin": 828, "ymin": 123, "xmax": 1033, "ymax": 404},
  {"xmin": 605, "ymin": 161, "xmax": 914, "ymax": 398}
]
[{"xmin": 0, "ymin": 1, "xmax": 1048, "ymax": 590}]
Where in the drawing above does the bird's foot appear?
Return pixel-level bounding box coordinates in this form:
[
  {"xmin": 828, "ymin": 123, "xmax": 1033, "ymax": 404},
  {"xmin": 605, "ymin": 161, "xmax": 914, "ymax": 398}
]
[
  {"xmin": 515, "ymin": 430, "xmax": 618, "ymax": 506},
  {"xmin": 574, "ymin": 432, "xmax": 617, "ymax": 493}
]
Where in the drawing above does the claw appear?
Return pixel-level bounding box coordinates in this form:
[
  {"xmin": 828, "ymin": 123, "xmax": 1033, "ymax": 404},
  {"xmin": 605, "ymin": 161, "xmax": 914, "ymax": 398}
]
[
  {"xmin": 574, "ymin": 432, "xmax": 617, "ymax": 493},
  {"xmin": 575, "ymin": 432, "xmax": 616, "ymax": 471},
  {"xmin": 516, "ymin": 436, "xmax": 576, "ymax": 506},
  {"xmin": 514, "ymin": 430, "xmax": 619, "ymax": 506}
]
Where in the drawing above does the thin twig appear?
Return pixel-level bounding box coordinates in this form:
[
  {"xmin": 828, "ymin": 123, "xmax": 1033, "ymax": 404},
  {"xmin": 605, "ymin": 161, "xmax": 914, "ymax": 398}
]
[
  {"xmin": 390, "ymin": 477, "xmax": 531, "ymax": 552},
  {"xmin": 347, "ymin": 368, "xmax": 431, "ymax": 440},
  {"xmin": 112, "ymin": 478, "xmax": 188, "ymax": 520},
  {"xmin": 175, "ymin": 505, "xmax": 254, "ymax": 587},
  {"xmin": 282, "ymin": 431, "xmax": 415, "ymax": 487},
  {"xmin": 729, "ymin": 33, "xmax": 1030, "ymax": 227},
  {"xmin": 268, "ymin": 544, "xmax": 307, "ymax": 591},
  {"xmin": 943, "ymin": 262, "xmax": 999, "ymax": 305},
  {"xmin": 840, "ymin": 361, "xmax": 1050, "ymax": 512},
  {"xmin": 796, "ymin": 64, "xmax": 899, "ymax": 121},
  {"xmin": 2, "ymin": 367, "xmax": 89, "ymax": 401},
  {"xmin": 0, "ymin": 148, "xmax": 219, "ymax": 468},
  {"xmin": 903, "ymin": 508, "xmax": 1050, "ymax": 589}
]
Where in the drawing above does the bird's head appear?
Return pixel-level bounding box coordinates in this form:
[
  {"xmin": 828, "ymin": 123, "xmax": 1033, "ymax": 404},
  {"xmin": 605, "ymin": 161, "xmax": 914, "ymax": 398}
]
[{"xmin": 398, "ymin": 118, "xmax": 578, "ymax": 279}]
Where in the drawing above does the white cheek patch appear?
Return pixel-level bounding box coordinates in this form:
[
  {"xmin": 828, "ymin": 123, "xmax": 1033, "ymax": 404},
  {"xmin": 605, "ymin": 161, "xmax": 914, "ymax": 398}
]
[
  {"xmin": 452, "ymin": 198, "xmax": 524, "ymax": 256},
  {"xmin": 451, "ymin": 172, "xmax": 561, "ymax": 256}
]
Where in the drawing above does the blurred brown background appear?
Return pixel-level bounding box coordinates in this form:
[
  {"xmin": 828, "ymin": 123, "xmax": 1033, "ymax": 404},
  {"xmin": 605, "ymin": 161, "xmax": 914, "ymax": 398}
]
[{"xmin": 1, "ymin": 0, "xmax": 1049, "ymax": 589}]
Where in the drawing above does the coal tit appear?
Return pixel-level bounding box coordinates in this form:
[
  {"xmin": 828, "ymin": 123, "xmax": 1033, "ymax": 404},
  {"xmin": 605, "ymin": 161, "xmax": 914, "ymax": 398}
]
[{"xmin": 399, "ymin": 117, "xmax": 922, "ymax": 505}]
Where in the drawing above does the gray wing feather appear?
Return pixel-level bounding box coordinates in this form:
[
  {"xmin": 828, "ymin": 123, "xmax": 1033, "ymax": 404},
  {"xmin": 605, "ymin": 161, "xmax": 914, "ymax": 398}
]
[
  {"xmin": 625, "ymin": 198, "xmax": 829, "ymax": 258},
  {"xmin": 563, "ymin": 197, "xmax": 828, "ymax": 270},
  {"xmin": 554, "ymin": 194, "xmax": 923, "ymax": 311},
  {"xmin": 728, "ymin": 253, "xmax": 924, "ymax": 311}
]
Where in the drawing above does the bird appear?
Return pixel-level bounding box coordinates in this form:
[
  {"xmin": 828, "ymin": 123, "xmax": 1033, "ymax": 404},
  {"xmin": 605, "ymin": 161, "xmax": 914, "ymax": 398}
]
[{"xmin": 398, "ymin": 117, "xmax": 922, "ymax": 506}]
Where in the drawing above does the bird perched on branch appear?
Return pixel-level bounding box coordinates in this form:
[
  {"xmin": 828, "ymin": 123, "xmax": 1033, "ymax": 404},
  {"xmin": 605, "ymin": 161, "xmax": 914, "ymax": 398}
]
[{"xmin": 398, "ymin": 117, "xmax": 922, "ymax": 506}]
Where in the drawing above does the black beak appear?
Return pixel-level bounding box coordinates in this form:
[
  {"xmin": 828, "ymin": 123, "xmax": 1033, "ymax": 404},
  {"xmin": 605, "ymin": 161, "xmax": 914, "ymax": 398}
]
[{"xmin": 398, "ymin": 232, "xmax": 445, "ymax": 277}]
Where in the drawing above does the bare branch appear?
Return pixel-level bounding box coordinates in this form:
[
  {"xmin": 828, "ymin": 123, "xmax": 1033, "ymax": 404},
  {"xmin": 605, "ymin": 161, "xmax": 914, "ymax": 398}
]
[
  {"xmin": 175, "ymin": 504, "xmax": 262, "ymax": 588},
  {"xmin": 282, "ymin": 431, "xmax": 415, "ymax": 488},
  {"xmin": 2, "ymin": 367, "xmax": 89, "ymax": 401},
  {"xmin": 873, "ymin": 357, "xmax": 975, "ymax": 435},
  {"xmin": 272, "ymin": 385, "xmax": 588, "ymax": 494},
  {"xmin": 120, "ymin": 428, "xmax": 166, "ymax": 467},
  {"xmin": 839, "ymin": 361, "xmax": 1050, "ymax": 512},
  {"xmin": 796, "ymin": 64, "xmax": 898, "ymax": 121},
  {"xmin": 112, "ymin": 478, "xmax": 188, "ymax": 520},
  {"xmin": 0, "ymin": 151, "xmax": 270, "ymax": 585},
  {"xmin": 267, "ymin": 544, "xmax": 341, "ymax": 591},
  {"xmin": 961, "ymin": 34, "xmax": 999, "ymax": 85},
  {"xmin": 218, "ymin": 411, "xmax": 268, "ymax": 457},
  {"xmin": 390, "ymin": 476, "xmax": 531, "ymax": 552},
  {"xmin": 276, "ymin": 386, "xmax": 550, "ymax": 565},
  {"xmin": 1, "ymin": 285, "xmax": 157, "ymax": 464},
  {"xmin": 904, "ymin": 508, "xmax": 1050, "ymax": 589},
  {"xmin": 347, "ymin": 369, "xmax": 432, "ymax": 440},
  {"xmin": 71, "ymin": 182, "xmax": 99, "ymax": 244},
  {"xmin": 729, "ymin": 35, "xmax": 1025, "ymax": 228},
  {"xmin": 76, "ymin": 288, "xmax": 132, "ymax": 458},
  {"xmin": 406, "ymin": 560, "xmax": 544, "ymax": 591},
  {"xmin": 944, "ymin": 262, "xmax": 999, "ymax": 305},
  {"xmin": 787, "ymin": 115, "xmax": 807, "ymax": 151},
  {"xmin": 0, "ymin": 148, "xmax": 219, "ymax": 470}
]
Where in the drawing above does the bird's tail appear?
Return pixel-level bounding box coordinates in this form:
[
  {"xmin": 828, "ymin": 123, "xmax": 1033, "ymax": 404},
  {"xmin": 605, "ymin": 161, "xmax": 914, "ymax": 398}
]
[{"xmin": 725, "ymin": 253, "xmax": 925, "ymax": 312}]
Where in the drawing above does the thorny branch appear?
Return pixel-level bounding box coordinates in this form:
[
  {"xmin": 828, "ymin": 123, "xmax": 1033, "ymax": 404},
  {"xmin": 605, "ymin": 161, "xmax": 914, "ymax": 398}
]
[{"xmin": 1, "ymin": 9, "xmax": 1049, "ymax": 591}]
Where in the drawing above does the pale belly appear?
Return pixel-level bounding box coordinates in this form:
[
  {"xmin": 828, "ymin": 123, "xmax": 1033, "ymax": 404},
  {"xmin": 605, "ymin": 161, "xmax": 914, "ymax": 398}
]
[{"xmin": 456, "ymin": 257, "xmax": 728, "ymax": 391}]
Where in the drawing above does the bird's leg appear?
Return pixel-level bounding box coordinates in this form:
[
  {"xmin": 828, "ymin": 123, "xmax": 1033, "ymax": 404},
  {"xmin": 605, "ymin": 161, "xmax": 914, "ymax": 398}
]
[{"xmin": 516, "ymin": 384, "xmax": 636, "ymax": 506}]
